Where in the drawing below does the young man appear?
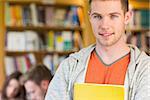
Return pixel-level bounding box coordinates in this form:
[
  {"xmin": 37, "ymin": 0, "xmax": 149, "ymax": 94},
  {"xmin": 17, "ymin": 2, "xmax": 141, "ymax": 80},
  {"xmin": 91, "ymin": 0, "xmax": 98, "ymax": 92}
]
[
  {"xmin": 24, "ymin": 64, "xmax": 53, "ymax": 100},
  {"xmin": 45, "ymin": 0, "xmax": 150, "ymax": 100}
]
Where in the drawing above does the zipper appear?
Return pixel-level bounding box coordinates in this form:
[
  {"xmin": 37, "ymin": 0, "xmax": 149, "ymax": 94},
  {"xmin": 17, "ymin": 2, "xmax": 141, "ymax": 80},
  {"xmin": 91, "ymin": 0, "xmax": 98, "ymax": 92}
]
[{"xmin": 67, "ymin": 59, "xmax": 85, "ymax": 93}]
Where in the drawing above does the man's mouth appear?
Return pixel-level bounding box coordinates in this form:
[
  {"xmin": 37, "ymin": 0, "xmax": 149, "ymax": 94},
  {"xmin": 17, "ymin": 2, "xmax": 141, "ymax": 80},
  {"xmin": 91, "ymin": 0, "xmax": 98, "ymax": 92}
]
[{"xmin": 98, "ymin": 32, "xmax": 114, "ymax": 37}]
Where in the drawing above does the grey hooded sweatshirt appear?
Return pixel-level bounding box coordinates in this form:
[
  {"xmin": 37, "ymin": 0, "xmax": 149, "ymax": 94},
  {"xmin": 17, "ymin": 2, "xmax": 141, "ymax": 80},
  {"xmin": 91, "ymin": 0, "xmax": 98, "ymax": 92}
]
[{"xmin": 45, "ymin": 44, "xmax": 150, "ymax": 100}]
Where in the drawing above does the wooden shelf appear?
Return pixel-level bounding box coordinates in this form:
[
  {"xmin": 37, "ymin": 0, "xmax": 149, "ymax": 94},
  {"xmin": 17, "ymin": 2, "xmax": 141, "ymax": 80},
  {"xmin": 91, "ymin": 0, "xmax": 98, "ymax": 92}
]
[
  {"xmin": 6, "ymin": 26, "xmax": 83, "ymax": 31},
  {"xmin": 7, "ymin": 0, "xmax": 42, "ymax": 4},
  {"xmin": 126, "ymin": 28, "xmax": 150, "ymax": 33},
  {"xmin": 129, "ymin": 0, "xmax": 150, "ymax": 9},
  {"xmin": 6, "ymin": 50, "xmax": 77, "ymax": 56},
  {"xmin": 7, "ymin": 0, "xmax": 83, "ymax": 7}
]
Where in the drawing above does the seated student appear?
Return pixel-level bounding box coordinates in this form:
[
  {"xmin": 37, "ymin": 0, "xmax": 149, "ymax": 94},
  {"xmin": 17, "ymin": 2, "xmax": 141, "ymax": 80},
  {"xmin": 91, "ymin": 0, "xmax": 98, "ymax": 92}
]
[
  {"xmin": 24, "ymin": 64, "xmax": 53, "ymax": 100},
  {"xmin": 1, "ymin": 71, "xmax": 26, "ymax": 100}
]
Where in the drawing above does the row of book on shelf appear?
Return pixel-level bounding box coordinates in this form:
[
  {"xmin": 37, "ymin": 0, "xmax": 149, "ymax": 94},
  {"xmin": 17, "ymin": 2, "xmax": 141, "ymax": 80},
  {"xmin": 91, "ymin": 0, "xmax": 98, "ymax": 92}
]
[
  {"xmin": 5, "ymin": 2, "xmax": 83, "ymax": 27},
  {"xmin": 126, "ymin": 30, "xmax": 150, "ymax": 55},
  {"xmin": 128, "ymin": 9, "xmax": 149, "ymax": 29},
  {"xmin": 5, "ymin": 53, "xmax": 67, "ymax": 76},
  {"xmin": 5, "ymin": 30, "xmax": 149, "ymax": 76},
  {"xmin": 6, "ymin": 30, "xmax": 83, "ymax": 52}
]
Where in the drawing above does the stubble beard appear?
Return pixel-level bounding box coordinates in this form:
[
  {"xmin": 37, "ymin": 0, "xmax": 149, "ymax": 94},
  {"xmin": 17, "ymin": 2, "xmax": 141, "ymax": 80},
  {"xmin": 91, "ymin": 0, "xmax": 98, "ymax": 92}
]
[{"xmin": 96, "ymin": 32, "xmax": 123, "ymax": 47}]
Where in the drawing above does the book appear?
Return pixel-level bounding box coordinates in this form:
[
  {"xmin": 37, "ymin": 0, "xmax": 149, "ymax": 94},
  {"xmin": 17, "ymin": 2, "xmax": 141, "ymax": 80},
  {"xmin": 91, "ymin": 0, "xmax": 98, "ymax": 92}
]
[
  {"xmin": 141, "ymin": 10, "xmax": 149, "ymax": 28},
  {"xmin": 22, "ymin": 5, "xmax": 32, "ymax": 26},
  {"xmin": 30, "ymin": 3, "xmax": 38, "ymax": 26},
  {"xmin": 5, "ymin": 3, "xmax": 11, "ymax": 26},
  {"xmin": 71, "ymin": 6, "xmax": 80, "ymax": 26},
  {"xmin": 6, "ymin": 31, "xmax": 40, "ymax": 51},
  {"xmin": 54, "ymin": 8, "xmax": 66, "ymax": 26},
  {"xmin": 6, "ymin": 31, "xmax": 26, "ymax": 51},
  {"xmin": 4, "ymin": 56, "xmax": 16, "ymax": 76},
  {"xmin": 126, "ymin": 31, "xmax": 149, "ymax": 54},
  {"xmin": 15, "ymin": 5, "xmax": 23, "ymax": 26},
  {"xmin": 4, "ymin": 54, "xmax": 36, "ymax": 76},
  {"xmin": 74, "ymin": 83, "xmax": 124, "ymax": 100},
  {"xmin": 45, "ymin": 7, "xmax": 54, "ymax": 26},
  {"xmin": 54, "ymin": 32, "xmax": 64, "ymax": 51},
  {"xmin": 25, "ymin": 31, "xmax": 40, "ymax": 51},
  {"xmin": 128, "ymin": 9, "xmax": 149, "ymax": 29},
  {"xmin": 43, "ymin": 55, "xmax": 54, "ymax": 75},
  {"xmin": 62, "ymin": 31, "xmax": 73, "ymax": 51},
  {"xmin": 47, "ymin": 31, "xmax": 54, "ymax": 51},
  {"xmin": 37, "ymin": 6, "xmax": 45, "ymax": 26}
]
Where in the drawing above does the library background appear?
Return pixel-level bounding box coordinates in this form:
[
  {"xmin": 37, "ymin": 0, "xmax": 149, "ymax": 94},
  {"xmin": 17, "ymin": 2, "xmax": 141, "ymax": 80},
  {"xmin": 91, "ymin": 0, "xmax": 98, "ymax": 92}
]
[{"xmin": 0, "ymin": 0, "xmax": 149, "ymax": 90}]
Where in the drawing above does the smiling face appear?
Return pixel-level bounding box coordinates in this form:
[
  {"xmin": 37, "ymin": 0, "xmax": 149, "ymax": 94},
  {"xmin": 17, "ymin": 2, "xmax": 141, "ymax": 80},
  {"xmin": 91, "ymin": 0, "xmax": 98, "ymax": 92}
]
[{"xmin": 89, "ymin": 0, "xmax": 131, "ymax": 47}]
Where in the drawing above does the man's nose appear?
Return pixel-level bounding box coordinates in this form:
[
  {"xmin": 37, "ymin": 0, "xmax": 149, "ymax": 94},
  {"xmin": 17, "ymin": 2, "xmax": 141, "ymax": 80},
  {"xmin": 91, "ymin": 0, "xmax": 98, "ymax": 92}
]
[{"xmin": 99, "ymin": 17, "xmax": 110, "ymax": 30}]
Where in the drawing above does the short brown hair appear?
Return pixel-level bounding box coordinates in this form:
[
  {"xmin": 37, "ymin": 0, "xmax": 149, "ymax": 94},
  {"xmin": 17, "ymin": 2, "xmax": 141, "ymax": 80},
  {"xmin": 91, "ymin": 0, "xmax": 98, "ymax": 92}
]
[
  {"xmin": 89, "ymin": 0, "xmax": 129, "ymax": 12},
  {"xmin": 25, "ymin": 64, "xmax": 53, "ymax": 86}
]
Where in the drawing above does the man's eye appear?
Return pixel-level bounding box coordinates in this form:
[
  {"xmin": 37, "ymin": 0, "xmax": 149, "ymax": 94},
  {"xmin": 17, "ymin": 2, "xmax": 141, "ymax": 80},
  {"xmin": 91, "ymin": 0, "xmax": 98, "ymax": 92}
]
[
  {"xmin": 93, "ymin": 15, "xmax": 102, "ymax": 20},
  {"xmin": 111, "ymin": 15, "xmax": 118, "ymax": 19}
]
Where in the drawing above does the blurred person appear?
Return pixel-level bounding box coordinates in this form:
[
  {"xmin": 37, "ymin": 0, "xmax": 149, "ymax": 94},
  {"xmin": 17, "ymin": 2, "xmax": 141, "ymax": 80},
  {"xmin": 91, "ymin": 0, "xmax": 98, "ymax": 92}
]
[
  {"xmin": 24, "ymin": 64, "xmax": 53, "ymax": 100},
  {"xmin": 1, "ymin": 71, "xmax": 26, "ymax": 100}
]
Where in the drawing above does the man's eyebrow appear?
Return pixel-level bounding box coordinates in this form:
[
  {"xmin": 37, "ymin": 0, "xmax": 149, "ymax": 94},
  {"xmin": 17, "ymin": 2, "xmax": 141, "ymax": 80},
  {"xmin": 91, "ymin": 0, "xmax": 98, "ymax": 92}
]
[
  {"xmin": 91, "ymin": 12, "xmax": 102, "ymax": 16},
  {"xmin": 109, "ymin": 12, "xmax": 121, "ymax": 15},
  {"xmin": 91, "ymin": 12, "xmax": 121, "ymax": 16}
]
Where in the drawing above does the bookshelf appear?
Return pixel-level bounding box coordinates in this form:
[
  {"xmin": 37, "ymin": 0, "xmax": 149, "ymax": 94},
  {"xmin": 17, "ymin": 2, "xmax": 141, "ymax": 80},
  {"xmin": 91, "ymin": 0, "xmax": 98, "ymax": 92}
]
[
  {"xmin": 127, "ymin": 0, "xmax": 150, "ymax": 55},
  {"xmin": 0, "ymin": 0, "xmax": 95, "ymax": 90}
]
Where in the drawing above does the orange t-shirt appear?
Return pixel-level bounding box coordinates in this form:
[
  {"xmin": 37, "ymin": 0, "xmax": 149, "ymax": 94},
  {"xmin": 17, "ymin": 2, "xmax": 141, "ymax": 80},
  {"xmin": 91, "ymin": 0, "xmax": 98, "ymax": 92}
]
[{"xmin": 85, "ymin": 50, "xmax": 130, "ymax": 85}]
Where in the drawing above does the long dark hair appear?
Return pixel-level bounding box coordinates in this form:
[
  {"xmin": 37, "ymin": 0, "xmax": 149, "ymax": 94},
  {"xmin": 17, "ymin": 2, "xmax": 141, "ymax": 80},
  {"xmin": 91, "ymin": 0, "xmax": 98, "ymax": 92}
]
[{"xmin": 1, "ymin": 71, "xmax": 26, "ymax": 100}]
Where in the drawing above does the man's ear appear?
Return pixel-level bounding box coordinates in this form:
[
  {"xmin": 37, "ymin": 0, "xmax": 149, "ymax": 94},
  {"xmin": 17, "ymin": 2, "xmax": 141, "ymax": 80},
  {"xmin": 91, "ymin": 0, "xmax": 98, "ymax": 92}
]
[
  {"xmin": 88, "ymin": 11, "xmax": 91, "ymax": 16},
  {"xmin": 124, "ymin": 10, "xmax": 133, "ymax": 25},
  {"xmin": 88, "ymin": 10, "xmax": 92, "ymax": 22},
  {"xmin": 40, "ymin": 80, "xmax": 49, "ymax": 92}
]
